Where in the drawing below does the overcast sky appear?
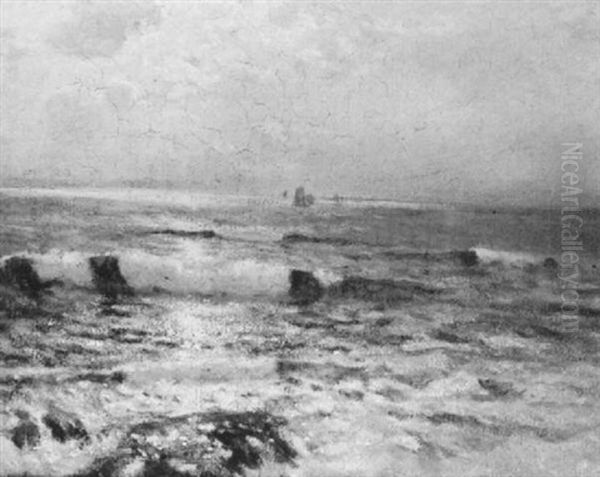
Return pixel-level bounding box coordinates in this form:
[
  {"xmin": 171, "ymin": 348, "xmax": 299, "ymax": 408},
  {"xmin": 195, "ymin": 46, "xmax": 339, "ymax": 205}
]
[{"xmin": 1, "ymin": 1, "xmax": 598, "ymax": 205}]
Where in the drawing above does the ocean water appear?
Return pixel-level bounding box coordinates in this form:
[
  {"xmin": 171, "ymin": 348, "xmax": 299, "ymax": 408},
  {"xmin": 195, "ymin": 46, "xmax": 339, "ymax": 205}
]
[{"xmin": 0, "ymin": 188, "xmax": 599, "ymax": 477}]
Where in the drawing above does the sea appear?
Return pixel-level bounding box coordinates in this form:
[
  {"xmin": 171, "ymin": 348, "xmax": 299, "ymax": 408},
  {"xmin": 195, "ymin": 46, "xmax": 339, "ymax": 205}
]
[{"xmin": 0, "ymin": 187, "xmax": 599, "ymax": 477}]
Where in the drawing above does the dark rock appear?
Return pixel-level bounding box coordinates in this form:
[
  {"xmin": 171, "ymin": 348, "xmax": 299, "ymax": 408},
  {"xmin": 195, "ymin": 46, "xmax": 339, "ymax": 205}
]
[
  {"xmin": 282, "ymin": 233, "xmax": 354, "ymax": 246},
  {"xmin": 142, "ymin": 459, "xmax": 194, "ymax": 477},
  {"xmin": 71, "ymin": 370, "xmax": 126, "ymax": 384},
  {"xmin": 88, "ymin": 256, "xmax": 133, "ymax": 302},
  {"xmin": 11, "ymin": 419, "xmax": 41, "ymax": 449},
  {"xmin": 276, "ymin": 359, "xmax": 313, "ymax": 375},
  {"xmin": 478, "ymin": 378, "xmax": 521, "ymax": 398},
  {"xmin": 427, "ymin": 412, "xmax": 485, "ymax": 427},
  {"xmin": 288, "ymin": 270, "xmax": 324, "ymax": 305},
  {"xmin": 109, "ymin": 326, "xmax": 149, "ymax": 339},
  {"xmin": 76, "ymin": 457, "xmax": 128, "ymax": 477},
  {"xmin": 393, "ymin": 373, "xmax": 436, "ymax": 389},
  {"xmin": 0, "ymin": 257, "xmax": 62, "ymax": 320},
  {"xmin": 206, "ymin": 411, "xmax": 296, "ymax": 474},
  {"xmin": 328, "ymin": 276, "xmax": 441, "ymax": 303},
  {"xmin": 42, "ymin": 407, "xmax": 90, "ymax": 444},
  {"xmin": 543, "ymin": 257, "xmax": 559, "ymax": 270},
  {"xmin": 451, "ymin": 250, "xmax": 479, "ymax": 267},
  {"xmin": 431, "ymin": 329, "xmax": 470, "ymax": 344},
  {"xmin": 80, "ymin": 410, "xmax": 296, "ymax": 477},
  {"xmin": 0, "ymin": 256, "xmax": 45, "ymax": 299},
  {"xmin": 339, "ymin": 389, "xmax": 364, "ymax": 400},
  {"xmin": 151, "ymin": 229, "xmax": 220, "ymax": 239},
  {"xmin": 81, "ymin": 457, "xmax": 196, "ymax": 477},
  {"xmin": 374, "ymin": 316, "xmax": 394, "ymax": 327}
]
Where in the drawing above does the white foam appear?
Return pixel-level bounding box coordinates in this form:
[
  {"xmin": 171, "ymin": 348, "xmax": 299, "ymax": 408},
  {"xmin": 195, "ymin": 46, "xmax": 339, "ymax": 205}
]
[
  {"xmin": 471, "ymin": 246, "xmax": 538, "ymax": 266},
  {"xmin": 2, "ymin": 246, "xmax": 290, "ymax": 297},
  {"xmin": 314, "ymin": 268, "xmax": 341, "ymax": 286},
  {"xmin": 120, "ymin": 239, "xmax": 290, "ymax": 296}
]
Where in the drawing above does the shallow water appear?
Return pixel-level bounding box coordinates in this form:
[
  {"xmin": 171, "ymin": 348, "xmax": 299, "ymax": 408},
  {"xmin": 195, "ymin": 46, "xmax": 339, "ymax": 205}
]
[{"xmin": 1, "ymin": 188, "xmax": 599, "ymax": 476}]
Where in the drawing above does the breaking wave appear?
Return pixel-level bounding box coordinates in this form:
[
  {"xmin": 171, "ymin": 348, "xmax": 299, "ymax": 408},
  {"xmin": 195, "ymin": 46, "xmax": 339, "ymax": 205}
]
[
  {"xmin": 3, "ymin": 248, "xmax": 291, "ymax": 297},
  {"xmin": 470, "ymin": 246, "xmax": 539, "ymax": 266},
  {"xmin": 1, "ymin": 243, "xmax": 550, "ymax": 301}
]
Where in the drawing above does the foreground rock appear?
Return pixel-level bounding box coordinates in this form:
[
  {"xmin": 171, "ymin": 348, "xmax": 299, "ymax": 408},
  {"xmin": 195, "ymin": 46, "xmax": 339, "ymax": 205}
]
[
  {"xmin": 79, "ymin": 410, "xmax": 296, "ymax": 477},
  {"xmin": 288, "ymin": 270, "xmax": 324, "ymax": 305},
  {"xmin": 0, "ymin": 256, "xmax": 63, "ymax": 320},
  {"xmin": 43, "ymin": 406, "xmax": 90, "ymax": 444},
  {"xmin": 0, "ymin": 256, "xmax": 46, "ymax": 299},
  {"xmin": 11, "ymin": 411, "xmax": 40, "ymax": 449},
  {"xmin": 88, "ymin": 256, "xmax": 133, "ymax": 303}
]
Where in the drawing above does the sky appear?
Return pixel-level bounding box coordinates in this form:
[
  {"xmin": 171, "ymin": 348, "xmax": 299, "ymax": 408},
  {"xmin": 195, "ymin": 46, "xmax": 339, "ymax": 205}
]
[{"xmin": 1, "ymin": 0, "xmax": 599, "ymax": 205}]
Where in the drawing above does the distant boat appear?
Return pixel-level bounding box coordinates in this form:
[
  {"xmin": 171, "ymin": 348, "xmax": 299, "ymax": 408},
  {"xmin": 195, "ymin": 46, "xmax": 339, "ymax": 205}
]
[{"xmin": 293, "ymin": 187, "xmax": 314, "ymax": 207}]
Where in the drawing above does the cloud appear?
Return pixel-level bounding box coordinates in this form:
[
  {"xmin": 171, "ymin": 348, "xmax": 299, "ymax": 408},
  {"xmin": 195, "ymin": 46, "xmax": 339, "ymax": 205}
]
[
  {"xmin": 50, "ymin": 1, "xmax": 161, "ymax": 58},
  {"xmin": 1, "ymin": 1, "xmax": 598, "ymax": 204}
]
